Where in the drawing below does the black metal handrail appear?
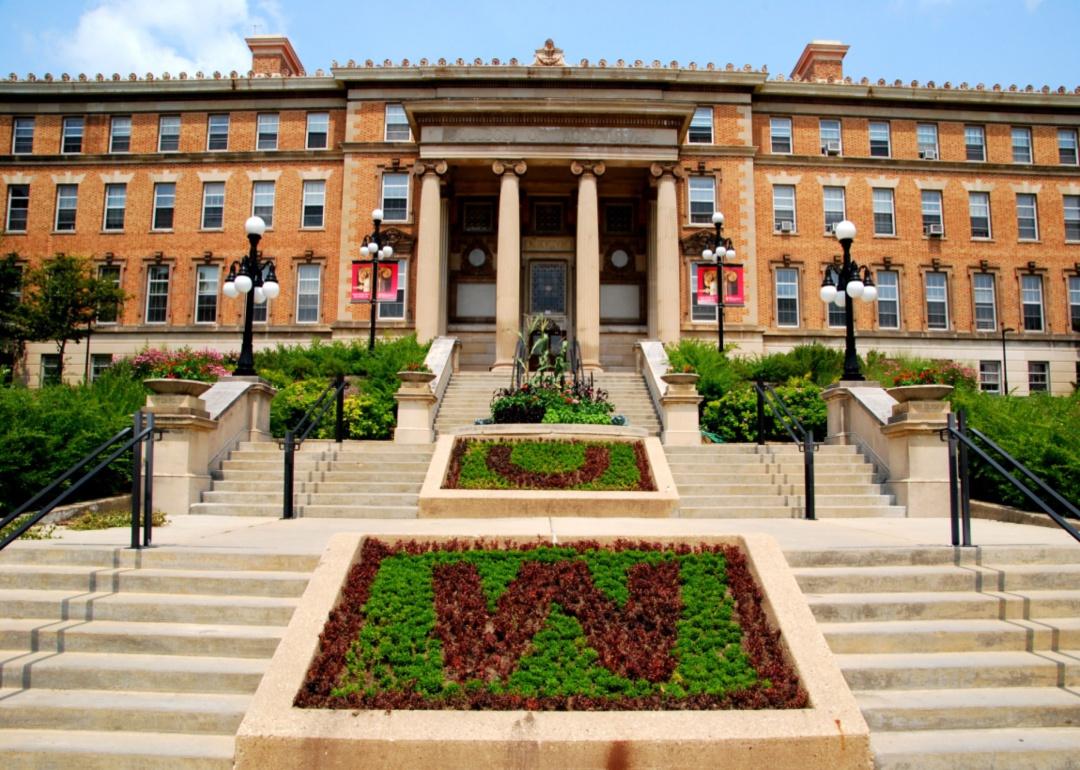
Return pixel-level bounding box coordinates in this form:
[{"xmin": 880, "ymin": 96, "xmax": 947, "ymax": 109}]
[
  {"xmin": 0, "ymin": 411, "xmax": 157, "ymax": 551},
  {"xmin": 282, "ymin": 375, "xmax": 346, "ymax": 520},
  {"xmin": 943, "ymin": 410, "xmax": 1079, "ymax": 545},
  {"xmin": 754, "ymin": 380, "xmax": 817, "ymax": 521},
  {"xmin": 511, "ymin": 337, "xmax": 526, "ymax": 390}
]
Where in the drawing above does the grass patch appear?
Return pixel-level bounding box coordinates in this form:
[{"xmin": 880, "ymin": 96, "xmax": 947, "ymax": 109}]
[{"xmin": 63, "ymin": 509, "xmax": 168, "ymax": 531}]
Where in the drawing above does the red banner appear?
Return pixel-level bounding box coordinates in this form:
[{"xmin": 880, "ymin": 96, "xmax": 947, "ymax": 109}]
[
  {"xmin": 351, "ymin": 261, "xmax": 398, "ymax": 301},
  {"xmin": 697, "ymin": 264, "xmax": 745, "ymax": 307}
]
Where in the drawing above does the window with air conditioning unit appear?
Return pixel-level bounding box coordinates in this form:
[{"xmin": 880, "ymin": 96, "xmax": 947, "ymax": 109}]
[
  {"xmin": 824, "ymin": 222, "xmax": 836, "ymax": 235},
  {"xmin": 919, "ymin": 148, "xmax": 938, "ymax": 160},
  {"xmin": 821, "ymin": 141, "xmax": 841, "ymax": 156},
  {"xmin": 924, "ymin": 223, "xmax": 944, "ymax": 237},
  {"xmin": 778, "ymin": 220, "xmax": 794, "ymax": 233}
]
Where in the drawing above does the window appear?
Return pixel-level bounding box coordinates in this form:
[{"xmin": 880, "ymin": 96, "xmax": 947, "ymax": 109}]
[
  {"xmin": 690, "ymin": 262, "xmax": 716, "ymax": 322},
  {"xmin": 103, "ymin": 184, "xmax": 126, "ymax": 231},
  {"xmin": 869, "ymin": 121, "xmax": 891, "ymax": 157},
  {"xmin": 152, "ymin": 182, "xmax": 175, "ymax": 230},
  {"xmin": 55, "ymin": 184, "xmax": 77, "ymax": 231},
  {"xmin": 917, "ymin": 123, "xmax": 938, "ymax": 158},
  {"xmin": 378, "ymin": 260, "xmax": 406, "ymax": 319},
  {"xmin": 602, "ymin": 202, "xmax": 632, "ymax": 235},
  {"xmin": 40, "ymin": 354, "xmax": 60, "ymax": 386},
  {"xmin": 876, "ymin": 270, "xmax": 899, "ymax": 329},
  {"xmin": 533, "ymin": 202, "xmax": 564, "ymax": 233},
  {"xmin": 380, "ymin": 173, "xmax": 409, "ymax": 221},
  {"xmin": 256, "ymin": 113, "xmax": 279, "ymax": 150},
  {"xmin": 158, "ymin": 115, "xmax": 180, "ymax": 152},
  {"xmin": 979, "ymin": 361, "xmax": 1001, "ymax": 394},
  {"xmin": 306, "ymin": 112, "xmax": 329, "ymax": 149},
  {"xmin": 145, "ymin": 264, "xmax": 169, "ymax": 323},
  {"xmin": 823, "ymin": 186, "xmax": 845, "ymax": 232},
  {"xmin": 1028, "ymin": 361, "xmax": 1049, "ymax": 393},
  {"xmin": 296, "ymin": 263, "xmax": 321, "ymax": 323},
  {"xmin": 96, "ymin": 264, "xmax": 121, "ymax": 323},
  {"xmin": 252, "ymin": 264, "xmax": 272, "ymax": 324},
  {"xmin": 819, "ymin": 119, "xmax": 842, "ymax": 154},
  {"xmin": 6, "ymin": 185, "xmax": 29, "ymax": 232},
  {"xmin": 251, "ymin": 181, "xmax": 275, "ymax": 227},
  {"xmin": 1016, "ymin": 194, "xmax": 1039, "ymax": 240},
  {"xmin": 972, "ymin": 272, "xmax": 997, "ymax": 331},
  {"xmin": 688, "ymin": 107, "xmax": 712, "ymax": 144},
  {"xmin": 969, "ymin": 192, "xmax": 991, "ymax": 238},
  {"xmin": 194, "ymin": 265, "xmax": 218, "ymax": 324},
  {"xmin": 201, "ymin": 182, "xmax": 225, "ymax": 229},
  {"xmin": 775, "ymin": 268, "xmax": 799, "ymax": 327},
  {"xmin": 1059, "ymin": 128, "xmax": 1078, "ymax": 165},
  {"xmin": 62, "ymin": 117, "xmax": 83, "ymax": 153},
  {"xmin": 827, "ymin": 292, "xmax": 846, "ymax": 327},
  {"xmin": 1065, "ymin": 195, "xmax": 1080, "ymax": 241},
  {"xmin": 302, "ymin": 180, "xmax": 326, "ymax": 228},
  {"xmin": 463, "ymin": 201, "xmax": 496, "ymax": 233},
  {"xmin": 688, "ymin": 177, "xmax": 715, "ymax": 224},
  {"xmin": 1069, "ymin": 275, "xmax": 1080, "ymax": 332},
  {"xmin": 385, "ymin": 104, "xmax": 410, "ymax": 142},
  {"xmin": 770, "ymin": 117, "xmax": 792, "ymax": 154},
  {"xmin": 207, "ymin": 114, "xmax": 229, "ymax": 151},
  {"xmin": 1021, "ymin": 274, "xmax": 1044, "ymax": 331},
  {"xmin": 1011, "ymin": 127, "xmax": 1032, "ymax": 164},
  {"xmin": 965, "ymin": 125, "xmax": 986, "ymax": 161},
  {"xmin": 110, "ymin": 116, "xmax": 131, "ymax": 153},
  {"xmin": 773, "ymin": 185, "xmax": 796, "ymax": 232},
  {"xmin": 921, "ymin": 190, "xmax": 943, "ymax": 235},
  {"xmin": 925, "ymin": 272, "xmax": 949, "ymax": 330},
  {"xmin": 91, "ymin": 354, "xmax": 113, "ymax": 381},
  {"xmin": 872, "ymin": 188, "xmax": 895, "ymax": 236},
  {"xmin": 12, "ymin": 117, "xmax": 34, "ymax": 154}
]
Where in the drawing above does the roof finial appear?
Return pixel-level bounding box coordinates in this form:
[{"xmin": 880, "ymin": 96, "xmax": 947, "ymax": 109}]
[{"xmin": 533, "ymin": 39, "xmax": 565, "ymax": 66}]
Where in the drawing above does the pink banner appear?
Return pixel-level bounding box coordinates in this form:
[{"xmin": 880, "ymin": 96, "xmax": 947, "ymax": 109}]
[
  {"xmin": 697, "ymin": 264, "xmax": 744, "ymax": 306},
  {"xmin": 351, "ymin": 261, "xmax": 398, "ymax": 301}
]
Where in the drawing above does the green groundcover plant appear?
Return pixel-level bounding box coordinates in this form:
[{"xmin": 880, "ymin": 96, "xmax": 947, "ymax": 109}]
[{"xmin": 296, "ymin": 538, "xmax": 806, "ymax": 711}]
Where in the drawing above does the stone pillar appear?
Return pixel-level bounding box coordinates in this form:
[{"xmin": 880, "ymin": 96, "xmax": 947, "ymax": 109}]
[
  {"xmin": 394, "ymin": 373, "xmax": 438, "ymax": 444},
  {"xmin": 881, "ymin": 388, "xmax": 954, "ymax": 517},
  {"xmin": 651, "ymin": 163, "xmax": 684, "ymax": 345},
  {"xmin": 572, "ymin": 160, "xmax": 604, "ymax": 371},
  {"xmin": 492, "ymin": 160, "xmax": 526, "ymax": 371},
  {"xmin": 144, "ymin": 381, "xmax": 217, "ymax": 518},
  {"xmin": 659, "ymin": 373, "xmax": 702, "ymax": 446},
  {"xmin": 413, "ymin": 160, "xmax": 448, "ymax": 343}
]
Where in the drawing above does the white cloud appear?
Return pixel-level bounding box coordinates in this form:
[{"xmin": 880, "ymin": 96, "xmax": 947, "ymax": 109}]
[
  {"xmin": 1024, "ymin": 0, "xmax": 1044, "ymax": 10},
  {"xmin": 54, "ymin": 0, "xmax": 286, "ymax": 75}
]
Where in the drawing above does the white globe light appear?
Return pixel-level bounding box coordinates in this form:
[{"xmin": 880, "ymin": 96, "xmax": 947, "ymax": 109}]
[
  {"xmin": 820, "ymin": 284, "xmax": 838, "ymax": 303},
  {"xmin": 833, "ymin": 292, "xmax": 846, "ymax": 308},
  {"xmin": 262, "ymin": 280, "xmax": 280, "ymax": 300},
  {"xmin": 253, "ymin": 286, "xmax": 266, "ymax": 304},
  {"xmin": 846, "ymin": 279, "xmax": 865, "ymax": 299},
  {"xmin": 381, "ymin": 244, "xmax": 393, "ymax": 258},
  {"xmin": 861, "ymin": 284, "xmax": 878, "ymax": 302},
  {"xmin": 711, "ymin": 211, "xmax": 724, "ymax": 225},
  {"xmin": 725, "ymin": 248, "xmax": 736, "ymax": 261},
  {"xmin": 834, "ymin": 220, "xmax": 856, "ymax": 241},
  {"xmin": 234, "ymin": 274, "xmax": 253, "ymax": 294},
  {"xmin": 359, "ymin": 245, "xmax": 370, "ymax": 258},
  {"xmin": 371, "ymin": 208, "xmax": 384, "ymax": 222},
  {"xmin": 245, "ymin": 216, "xmax": 267, "ymax": 236},
  {"xmin": 702, "ymin": 248, "xmax": 714, "ymax": 259},
  {"xmin": 223, "ymin": 281, "xmax": 238, "ymax": 298}
]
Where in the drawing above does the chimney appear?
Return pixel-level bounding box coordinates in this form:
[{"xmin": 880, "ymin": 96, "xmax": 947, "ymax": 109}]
[
  {"xmin": 790, "ymin": 40, "xmax": 849, "ymax": 82},
  {"xmin": 246, "ymin": 35, "xmax": 305, "ymax": 77}
]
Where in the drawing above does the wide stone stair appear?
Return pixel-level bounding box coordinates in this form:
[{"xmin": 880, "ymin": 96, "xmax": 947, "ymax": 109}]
[
  {"xmin": 667, "ymin": 443, "xmax": 904, "ymax": 517},
  {"xmin": 789, "ymin": 544, "xmax": 1080, "ymax": 769},
  {"xmin": 592, "ymin": 371, "xmax": 661, "ymax": 436},
  {"xmin": 189, "ymin": 440, "xmax": 433, "ymax": 518},
  {"xmin": 0, "ymin": 543, "xmax": 318, "ymax": 769},
  {"xmin": 433, "ymin": 371, "xmax": 509, "ymax": 435}
]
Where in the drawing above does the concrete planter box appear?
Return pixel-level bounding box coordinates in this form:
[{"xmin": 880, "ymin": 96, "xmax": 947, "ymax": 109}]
[
  {"xmin": 416, "ymin": 424, "xmax": 680, "ymax": 518},
  {"xmin": 235, "ymin": 530, "xmax": 871, "ymax": 770}
]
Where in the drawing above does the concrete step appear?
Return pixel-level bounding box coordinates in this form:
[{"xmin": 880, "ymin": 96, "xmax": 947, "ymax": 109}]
[
  {"xmin": 856, "ymin": 686, "xmax": 1080, "ymax": 731},
  {"xmin": 838, "ymin": 650, "xmax": 1080, "ymax": 691},
  {"xmin": 664, "ymin": 444, "xmax": 859, "ymax": 454},
  {"xmin": 0, "ymin": 728, "xmax": 234, "ymax": 769},
  {"xmin": 212, "ymin": 480, "xmax": 422, "ymax": 494},
  {"xmin": 0, "ymin": 649, "xmax": 268, "ymax": 693},
  {"xmin": 677, "ymin": 483, "xmax": 884, "ymax": 496},
  {"xmin": 0, "ymin": 565, "xmax": 310, "ymax": 597},
  {"xmin": 202, "ymin": 491, "xmax": 418, "ymax": 507},
  {"xmin": 785, "ymin": 545, "xmax": 1080, "ymax": 569},
  {"xmin": 870, "ymin": 727, "xmax": 1080, "ymax": 770},
  {"xmin": 221, "ymin": 459, "xmax": 430, "ymax": 472},
  {"xmin": 821, "ymin": 618, "xmax": 1080, "ymax": 654},
  {"xmin": 667, "ymin": 456, "xmax": 867, "ymax": 468},
  {"xmin": 808, "ymin": 590, "xmax": 1080, "ymax": 623},
  {"xmin": 217, "ymin": 470, "xmax": 427, "ymax": 483},
  {"xmin": 677, "ymin": 505, "xmax": 905, "ymax": 518},
  {"xmin": 679, "ymin": 494, "xmax": 893, "ymax": 508},
  {"xmin": 299, "ymin": 504, "xmax": 418, "ymax": 519},
  {"xmin": 672, "ymin": 471, "xmax": 875, "ymax": 485},
  {"xmin": 0, "ymin": 545, "xmax": 318, "ymax": 573},
  {"xmin": 795, "ymin": 565, "xmax": 1080, "ymax": 594}
]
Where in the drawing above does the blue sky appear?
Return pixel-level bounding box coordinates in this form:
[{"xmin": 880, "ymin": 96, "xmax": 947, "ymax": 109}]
[{"xmin": 0, "ymin": 0, "xmax": 1076, "ymax": 87}]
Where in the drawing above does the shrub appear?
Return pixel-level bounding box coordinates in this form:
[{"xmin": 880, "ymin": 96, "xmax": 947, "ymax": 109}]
[
  {"xmin": 702, "ymin": 380, "xmax": 827, "ymax": 443},
  {"xmin": 664, "ymin": 339, "xmax": 741, "ymax": 402},
  {"xmin": 269, "ymin": 378, "xmax": 398, "ymax": 440},
  {"xmin": 742, "ymin": 344, "xmax": 844, "ymax": 388},
  {"xmin": 130, "ymin": 347, "xmax": 234, "ymax": 382},
  {"xmin": 491, "ymin": 381, "xmax": 614, "ymax": 425},
  {"xmin": 863, "ymin": 352, "xmax": 977, "ymax": 389}
]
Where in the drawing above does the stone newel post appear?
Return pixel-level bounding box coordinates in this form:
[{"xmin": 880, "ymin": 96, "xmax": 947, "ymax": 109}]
[
  {"xmin": 880, "ymin": 385, "xmax": 953, "ymax": 516},
  {"xmin": 394, "ymin": 371, "xmax": 438, "ymax": 444},
  {"xmin": 660, "ymin": 372, "xmax": 702, "ymax": 446}
]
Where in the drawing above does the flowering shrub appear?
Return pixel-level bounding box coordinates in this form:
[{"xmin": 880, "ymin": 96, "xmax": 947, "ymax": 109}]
[
  {"xmin": 130, "ymin": 347, "xmax": 234, "ymax": 382},
  {"xmin": 490, "ymin": 380, "xmax": 614, "ymax": 424},
  {"xmin": 864, "ymin": 353, "xmax": 976, "ymax": 389}
]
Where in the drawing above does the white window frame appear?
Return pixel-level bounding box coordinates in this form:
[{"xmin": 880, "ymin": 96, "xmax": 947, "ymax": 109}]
[
  {"xmin": 380, "ymin": 172, "xmax": 409, "ymax": 222},
  {"xmin": 103, "ymin": 183, "xmax": 126, "ymax": 231},
  {"xmin": 194, "ymin": 265, "xmax": 218, "ymax": 324},
  {"xmin": 1068, "ymin": 275, "xmax": 1080, "ymax": 333},
  {"xmin": 151, "ymin": 182, "xmax": 175, "ymax": 231},
  {"xmin": 96, "ymin": 263, "xmax": 121, "ymax": 324},
  {"xmin": 376, "ymin": 259, "xmax": 407, "ymax": 320},
  {"xmin": 1011, "ymin": 126, "xmax": 1033, "ymax": 164},
  {"xmin": 40, "ymin": 354, "xmax": 61, "ymax": 386},
  {"xmin": 827, "ymin": 286, "xmax": 846, "ymax": 328},
  {"xmin": 1058, "ymin": 128, "xmax": 1078, "ymax": 165},
  {"xmin": 301, "ymin": 180, "xmax": 326, "ymax": 229},
  {"xmin": 1028, "ymin": 361, "xmax": 1049, "ymax": 393},
  {"xmin": 770, "ymin": 117, "xmax": 792, "ymax": 154},
  {"xmin": 969, "ymin": 191, "xmax": 992, "ymax": 239},
  {"xmin": 384, "ymin": 104, "xmax": 410, "ymax": 142},
  {"xmin": 1065, "ymin": 195, "xmax": 1080, "ymax": 242},
  {"xmin": 145, "ymin": 264, "xmax": 169, "ymax": 324},
  {"xmin": 689, "ymin": 262, "xmax": 717, "ymax": 322},
  {"xmin": 921, "ymin": 190, "xmax": 944, "ymax": 235},
  {"xmin": 772, "ymin": 185, "xmax": 796, "ymax": 233},
  {"xmin": 110, "ymin": 116, "xmax": 131, "ymax": 153},
  {"xmin": 12, "ymin": 116, "xmax": 34, "ymax": 154},
  {"xmin": 869, "ymin": 121, "xmax": 891, "ymax": 157},
  {"xmin": 207, "ymin": 114, "xmax": 229, "ymax": 151},
  {"xmin": 925, "ymin": 272, "xmax": 949, "ymax": 330},
  {"xmin": 1021, "ymin": 274, "xmax": 1045, "ymax": 332},
  {"xmin": 917, "ymin": 123, "xmax": 939, "ymax": 159},
  {"xmin": 201, "ymin": 182, "xmax": 225, "ymax": 230},
  {"xmin": 775, "ymin": 267, "xmax": 799, "ymax": 328},
  {"xmin": 688, "ymin": 107, "xmax": 713, "ymax": 144},
  {"xmin": 965, "ymin": 125, "xmax": 986, "ymax": 162},
  {"xmin": 251, "ymin": 181, "xmax": 275, "ymax": 228},
  {"xmin": 55, "ymin": 184, "xmax": 77, "ymax": 231},
  {"xmin": 1016, "ymin": 193, "xmax": 1039, "ymax": 241},
  {"xmin": 972, "ymin": 272, "xmax": 997, "ymax": 331},
  {"xmin": 306, "ymin": 112, "xmax": 329, "ymax": 150},
  {"xmin": 979, "ymin": 361, "xmax": 1001, "ymax": 394},
  {"xmin": 687, "ymin": 176, "xmax": 716, "ymax": 225},
  {"xmin": 876, "ymin": 270, "xmax": 900, "ymax": 329},
  {"xmin": 872, "ymin": 188, "xmax": 896, "ymax": 236},
  {"xmin": 251, "ymin": 264, "xmax": 272, "ymax": 324},
  {"xmin": 819, "ymin": 119, "xmax": 842, "ymax": 155},
  {"xmin": 256, "ymin": 113, "xmax": 279, "ymax": 151},
  {"xmin": 5, "ymin": 184, "xmax": 29, "ymax": 232},
  {"xmin": 158, "ymin": 115, "xmax": 181, "ymax": 152},
  {"xmin": 62, "ymin": 116, "xmax": 84, "ymax": 154},
  {"xmin": 823, "ymin": 186, "xmax": 845, "ymax": 233},
  {"xmin": 295, "ymin": 263, "xmax": 321, "ymax": 324}
]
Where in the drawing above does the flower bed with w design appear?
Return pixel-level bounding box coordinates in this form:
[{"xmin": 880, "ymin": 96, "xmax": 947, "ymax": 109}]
[{"xmin": 296, "ymin": 538, "xmax": 805, "ymax": 711}]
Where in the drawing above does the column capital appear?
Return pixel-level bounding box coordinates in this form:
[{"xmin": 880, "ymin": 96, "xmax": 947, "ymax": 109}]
[
  {"xmin": 650, "ymin": 162, "xmax": 685, "ymax": 180},
  {"xmin": 570, "ymin": 160, "xmax": 606, "ymax": 177},
  {"xmin": 412, "ymin": 160, "xmax": 448, "ymax": 177},
  {"xmin": 492, "ymin": 159, "xmax": 527, "ymax": 177}
]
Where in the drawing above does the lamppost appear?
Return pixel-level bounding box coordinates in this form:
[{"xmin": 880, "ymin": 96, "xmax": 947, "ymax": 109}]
[
  {"xmin": 701, "ymin": 211, "xmax": 737, "ymax": 353},
  {"xmin": 819, "ymin": 220, "xmax": 877, "ymax": 381},
  {"xmin": 359, "ymin": 208, "xmax": 394, "ymax": 352},
  {"xmin": 222, "ymin": 216, "xmax": 279, "ymax": 376},
  {"xmin": 1000, "ymin": 326, "xmax": 1014, "ymax": 395}
]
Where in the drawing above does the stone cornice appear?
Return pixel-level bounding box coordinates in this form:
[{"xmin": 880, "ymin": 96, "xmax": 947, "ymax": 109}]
[
  {"xmin": 0, "ymin": 150, "xmax": 345, "ymax": 167},
  {"xmin": 412, "ymin": 110, "xmax": 685, "ymax": 131},
  {"xmin": 753, "ymin": 154, "xmax": 1080, "ymax": 177}
]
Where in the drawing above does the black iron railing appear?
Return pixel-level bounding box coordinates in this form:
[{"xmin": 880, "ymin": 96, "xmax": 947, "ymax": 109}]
[
  {"xmin": 943, "ymin": 410, "xmax": 1079, "ymax": 546},
  {"xmin": 754, "ymin": 380, "xmax": 817, "ymax": 521},
  {"xmin": 282, "ymin": 375, "xmax": 346, "ymax": 520},
  {"xmin": 0, "ymin": 411, "xmax": 157, "ymax": 551}
]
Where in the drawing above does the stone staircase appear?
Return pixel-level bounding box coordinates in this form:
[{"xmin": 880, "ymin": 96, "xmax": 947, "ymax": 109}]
[
  {"xmin": 789, "ymin": 544, "xmax": 1080, "ymax": 769},
  {"xmin": 593, "ymin": 371, "xmax": 661, "ymax": 436},
  {"xmin": 190, "ymin": 440, "xmax": 432, "ymax": 518},
  {"xmin": 667, "ymin": 443, "xmax": 904, "ymax": 517},
  {"xmin": 0, "ymin": 543, "xmax": 317, "ymax": 769},
  {"xmin": 434, "ymin": 371, "xmax": 508, "ymax": 435}
]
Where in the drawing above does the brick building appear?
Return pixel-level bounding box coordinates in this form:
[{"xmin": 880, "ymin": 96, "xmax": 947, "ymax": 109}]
[{"xmin": 2, "ymin": 37, "xmax": 1077, "ymax": 394}]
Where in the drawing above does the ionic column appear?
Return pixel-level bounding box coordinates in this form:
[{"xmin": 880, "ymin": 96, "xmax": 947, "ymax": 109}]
[
  {"xmin": 492, "ymin": 160, "xmax": 527, "ymax": 371},
  {"xmin": 572, "ymin": 160, "xmax": 604, "ymax": 371},
  {"xmin": 413, "ymin": 160, "xmax": 448, "ymax": 343},
  {"xmin": 651, "ymin": 162, "xmax": 684, "ymax": 344}
]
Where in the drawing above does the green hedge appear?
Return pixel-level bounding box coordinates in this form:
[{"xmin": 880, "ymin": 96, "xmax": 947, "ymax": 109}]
[{"xmin": 702, "ymin": 381, "xmax": 827, "ymax": 443}]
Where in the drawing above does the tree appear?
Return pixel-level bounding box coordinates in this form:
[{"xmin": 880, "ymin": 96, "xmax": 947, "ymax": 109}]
[
  {"xmin": 0, "ymin": 253, "xmax": 29, "ymax": 383},
  {"xmin": 21, "ymin": 255, "xmax": 126, "ymax": 381}
]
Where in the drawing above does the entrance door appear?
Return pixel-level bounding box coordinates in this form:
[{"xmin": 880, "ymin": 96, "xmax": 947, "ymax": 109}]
[{"xmin": 528, "ymin": 260, "xmax": 570, "ymax": 335}]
